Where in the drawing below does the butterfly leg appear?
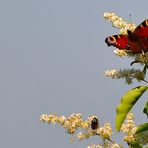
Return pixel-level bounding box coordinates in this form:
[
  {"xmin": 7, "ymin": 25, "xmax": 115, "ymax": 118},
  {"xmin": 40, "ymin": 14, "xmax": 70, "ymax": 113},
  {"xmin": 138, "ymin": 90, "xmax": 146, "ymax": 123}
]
[{"xmin": 130, "ymin": 60, "xmax": 140, "ymax": 66}]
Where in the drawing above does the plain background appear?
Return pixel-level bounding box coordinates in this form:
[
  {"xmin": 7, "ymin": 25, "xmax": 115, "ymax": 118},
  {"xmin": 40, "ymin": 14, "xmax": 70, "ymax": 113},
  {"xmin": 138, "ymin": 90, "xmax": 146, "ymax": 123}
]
[{"xmin": 1, "ymin": 0, "xmax": 148, "ymax": 147}]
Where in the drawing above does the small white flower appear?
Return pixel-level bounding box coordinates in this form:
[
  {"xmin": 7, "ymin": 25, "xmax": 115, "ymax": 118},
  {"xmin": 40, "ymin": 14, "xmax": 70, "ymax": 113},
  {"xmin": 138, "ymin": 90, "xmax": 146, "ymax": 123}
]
[{"xmin": 114, "ymin": 49, "xmax": 127, "ymax": 57}]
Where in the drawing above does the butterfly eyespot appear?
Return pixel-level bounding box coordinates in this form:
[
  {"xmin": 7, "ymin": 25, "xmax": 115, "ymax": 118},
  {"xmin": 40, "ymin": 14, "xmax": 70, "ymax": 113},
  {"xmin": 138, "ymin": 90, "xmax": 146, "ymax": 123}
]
[
  {"xmin": 109, "ymin": 36, "xmax": 116, "ymax": 42},
  {"xmin": 106, "ymin": 36, "xmax": 116, "ymax": 45}
]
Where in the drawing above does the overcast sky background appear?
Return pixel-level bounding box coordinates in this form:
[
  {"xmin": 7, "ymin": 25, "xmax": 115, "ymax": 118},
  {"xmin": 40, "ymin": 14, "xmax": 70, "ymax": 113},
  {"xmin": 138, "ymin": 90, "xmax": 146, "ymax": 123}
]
[{"xmin": 1, "ymin": 0, "xmax": 148, "ymax": 147}]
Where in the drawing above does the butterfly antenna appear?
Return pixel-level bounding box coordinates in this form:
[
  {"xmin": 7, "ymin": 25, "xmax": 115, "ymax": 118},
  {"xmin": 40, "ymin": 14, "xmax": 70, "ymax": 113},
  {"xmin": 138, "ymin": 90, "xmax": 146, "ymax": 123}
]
[{"xmin": 129, "ymin": 13, "xmax": 132, "ymax": 22}]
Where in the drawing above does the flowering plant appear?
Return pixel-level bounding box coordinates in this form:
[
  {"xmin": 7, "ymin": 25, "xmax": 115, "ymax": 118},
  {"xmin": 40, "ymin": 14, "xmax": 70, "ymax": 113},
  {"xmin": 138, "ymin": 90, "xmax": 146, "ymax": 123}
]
[{"xmin": 39, "ymin": 13, "xmax": 148, "ymax": 148}]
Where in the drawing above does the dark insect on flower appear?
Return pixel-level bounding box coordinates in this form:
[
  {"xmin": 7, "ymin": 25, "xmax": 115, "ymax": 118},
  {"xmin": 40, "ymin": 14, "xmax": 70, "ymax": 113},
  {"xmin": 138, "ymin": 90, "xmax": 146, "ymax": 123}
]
[{"xmin": 91, "ymin": 117, "xmax": 99, "ymax": 130}]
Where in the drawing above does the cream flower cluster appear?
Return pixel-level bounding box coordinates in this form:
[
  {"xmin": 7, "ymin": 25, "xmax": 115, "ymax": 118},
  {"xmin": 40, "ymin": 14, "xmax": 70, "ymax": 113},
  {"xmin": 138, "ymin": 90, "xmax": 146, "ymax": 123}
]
[
  {"xmin": 76, "ymin": 130, "xmax": 94, "ymax": 141},
  {"xmin": 39, "ymin": 113, "xmax": 66, "ymax": 124},
  {"xmin": 114, "ymin": 49, "xmax": 127, "ymax": 57},
  {"xmin": 103, "ymin": 12, "xmax": 136, "ymax": 34},
  {"xmin": 39, "ymin": 113, "xmax": 122, "ymax": 147},
  {"xmin": 87, "ymin": 143, "xmax": 122, "ymax": 148},
  {"xmin": 105, "ymin": 68, "xmax": 145, "ymax": 84},
  {"xmin": 96, "ymin": 123, "xmax": 113, "ymax": 139},
  {"xmin": 114, "ymin": 50, "xmax": 148, "ymax": 65},
  {"xmin": 121, "ymin": 113, "xmax": 137, "ymax": 143},
  {"xmin": 40, "ymin": 113, "xmax": 91, "ymax": 134},
  {"xmin": 75, "ymin": 122, "xmax": 113, "ymax": 141}
]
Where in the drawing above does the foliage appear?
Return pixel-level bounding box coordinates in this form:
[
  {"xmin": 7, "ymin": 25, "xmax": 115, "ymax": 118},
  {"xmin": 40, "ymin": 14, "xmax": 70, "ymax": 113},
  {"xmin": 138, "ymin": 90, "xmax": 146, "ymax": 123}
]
[{"xmin": 116, "ymin": 86, "xmax": 148, "ymax": 131}]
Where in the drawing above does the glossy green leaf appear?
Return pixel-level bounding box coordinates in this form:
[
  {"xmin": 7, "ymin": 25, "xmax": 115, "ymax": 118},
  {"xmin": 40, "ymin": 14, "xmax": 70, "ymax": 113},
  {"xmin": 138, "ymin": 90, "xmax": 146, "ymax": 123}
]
[
  {"xmin": 143, "ymin": 101, "xmax": 148, "ymax": 118},
  {"xmin": 135, "ymin": 123, "xmax": 148, "ymax": 145},
  {"xmin": 116, "ymin": 86, "xmax": 148, "ymax": 131}
]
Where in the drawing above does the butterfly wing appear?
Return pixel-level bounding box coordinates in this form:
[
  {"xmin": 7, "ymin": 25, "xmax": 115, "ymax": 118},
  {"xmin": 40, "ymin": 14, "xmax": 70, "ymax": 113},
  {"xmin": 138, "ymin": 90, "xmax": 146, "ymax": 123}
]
[
  {"xmin": 105, "ymin": 34, "xmax": 144, "ymax": 53},
  {"xmin": 133, "ymin": 19, "xmax": 148, "ymax": 52},
  {"xmin": 105, "ymin": 35, "xmax": 128, "ymax": 49},
  {"xmin": 134, "ymin": 19, "xmax": 148, "ymax": 38},
  {"xmin": 105, "ymin": 19, "xmax": 148, "ymax": 53}
]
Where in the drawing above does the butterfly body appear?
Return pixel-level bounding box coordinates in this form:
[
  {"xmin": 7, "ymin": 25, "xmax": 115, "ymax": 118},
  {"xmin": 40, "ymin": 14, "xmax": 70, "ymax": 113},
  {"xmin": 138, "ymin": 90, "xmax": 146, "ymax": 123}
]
[{"xmin": 105, "ymin": 19, "xmax": 148, "ymax": 53}]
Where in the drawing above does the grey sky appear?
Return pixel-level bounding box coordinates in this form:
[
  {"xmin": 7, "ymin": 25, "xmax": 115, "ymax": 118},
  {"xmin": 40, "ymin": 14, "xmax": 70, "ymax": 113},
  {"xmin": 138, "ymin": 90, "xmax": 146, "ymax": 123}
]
[{"xmin": 1, "ymin": 0, "xmax": 148, "ymax": 147}]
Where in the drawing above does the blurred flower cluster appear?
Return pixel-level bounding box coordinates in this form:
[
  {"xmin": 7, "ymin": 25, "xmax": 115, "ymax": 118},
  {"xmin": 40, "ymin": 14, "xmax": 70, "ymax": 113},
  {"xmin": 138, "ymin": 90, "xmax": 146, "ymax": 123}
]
[
  {"xmin": 103, "ymin": 12, "xmax": 148, "ymax": 84},
  {"xmin": 121, "ymin": 113, "xmax": 137, "ymax": 143},
  {"xmin": 105, "ymin": 68, "xmax": 145, "ymax": 84}
]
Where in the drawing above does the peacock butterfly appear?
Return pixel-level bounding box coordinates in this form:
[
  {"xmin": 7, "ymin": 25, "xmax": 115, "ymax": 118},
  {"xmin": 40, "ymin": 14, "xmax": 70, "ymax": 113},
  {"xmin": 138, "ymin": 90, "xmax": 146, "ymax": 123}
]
[{"xmin": 105, "ymin": 19, "xmax": 148, "ymax": 53}]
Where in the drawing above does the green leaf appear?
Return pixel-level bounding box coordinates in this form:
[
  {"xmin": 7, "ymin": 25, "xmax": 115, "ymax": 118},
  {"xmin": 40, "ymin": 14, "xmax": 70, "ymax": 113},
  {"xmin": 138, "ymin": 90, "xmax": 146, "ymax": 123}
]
[
  {"xmin": 128, "ymin": 142, "xmax": 143, "ymax": 148},
  {"xmin": 116, "ymin": 86, "xmax": 148, "ymax": 131},
  {"xmin": 135, "ymin": 123, "xmax": 148, "ymax": 145},
  {"xmin": 143, "ymin": 101, "xmax": 148, "ymax": 118},
  {"xmin": 136, "ymin": 123, "xmax": 148, "ymax": 134}
]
